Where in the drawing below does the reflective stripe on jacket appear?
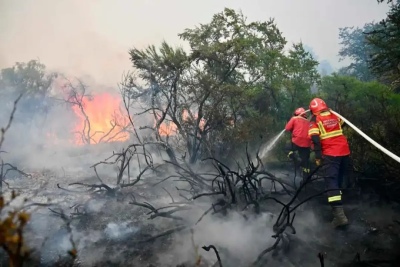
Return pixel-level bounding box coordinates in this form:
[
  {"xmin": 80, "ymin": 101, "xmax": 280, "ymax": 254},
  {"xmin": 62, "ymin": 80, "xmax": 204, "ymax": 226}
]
[
  {"xmin": 308, "ymin": 111, "xmax": 350, "ymax": 156},
  {"xmin": 285, "ymin": 116, "xmax": 311, "ymax": 148}
]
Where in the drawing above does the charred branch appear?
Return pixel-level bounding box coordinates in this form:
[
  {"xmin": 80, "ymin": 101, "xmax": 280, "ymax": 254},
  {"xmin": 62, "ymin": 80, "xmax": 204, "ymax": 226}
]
[
  {"xmin": 129, "ymin": 194, "xmax": 190, "ymax": 221},
  {"xmin": 1, "ymin": 161, "xmax": 32, "ymax": 193},
  {"xmin": 135, "ymin": 225, "xmax": 188, "ymax": 243},
  {"xmin": 1, "ymin": 162, "xmax": 32, "ymax": 180},
  {"xmin": 251, "ymin": 167, "xmax": 325, "ymax": 265},
  {"xmin": 202, "ymin": 245, "xmax": 223, "ymax": 267},
  {"xmin": 56, "ymin": 183, "xmax": 94, "ymax": 194},
  {"xmin": 89, "ymin": 143, "xmax": 154, "ymax": 187},
  {"xmin": 148, "ymin": 147, "xmax": 330, "ymax": 266},
  {"xmin": 0, "ymin": 94, "xmax": 23, "ymax": 150},
  {"xmin": 60, "ymin": 77, "xmax": 130, "ymax": 145},
  {"xmin": 318, "ymin": 252, "xmax": 325, "ymax": 267},
  {"xmin": 0, "ymin": 94, "xmax": 24, "ymax": 194},
  {"xmin": 60, "ymin": 78, "xmax": 92, "ymax": 144},
  {"xmin": 47, "ymin": 207, "xmax": 78, "ymax": 263},
  {"xmin": 67, "ymin": 182, "xmax": 116, "ymax": 196}
]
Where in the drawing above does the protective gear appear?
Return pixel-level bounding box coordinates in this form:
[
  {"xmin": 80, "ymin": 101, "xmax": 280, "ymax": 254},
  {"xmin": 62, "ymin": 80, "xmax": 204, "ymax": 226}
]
[
  {"xmin": 301, "ymin": 167, "xmax": 310, "ymax": 182},
  {"xmin": 315, "ymin": 159, "xmax": 321, "ymax": 166},
  {"xmin": 322, "ymin": 155, "xmax": 349, "ymax": 206},
  {"xmin": 331, "ymin": 206, "xmax": 349, "ymax": 228},
  {"xmin": 285, "ymin": 143, "xmax": 310, "ymax": 182},
  {"xmin": 285, "ymin": 114, "xmax": 311, "ymax": 182},
  {"xmin": 308, "ymin": 111, "xmax": 350, "ymax": 157},
  {"xmin": 285, "ymin": 114, "xmax": 311, "ymax": 148},
  {"xmin": 309, "ymin": 108, "xmax": 351, "ymax": 225},
  {"xmin": 287, "ymin": 149, "xmax": 302, "ymax": 163},
  {"xmin": 309, "ymin": 98, "xmax": 328, "ymax": 115},
  {"xmin": 294, "ymin": 107, "xmax": 307, "ymax": 118}
]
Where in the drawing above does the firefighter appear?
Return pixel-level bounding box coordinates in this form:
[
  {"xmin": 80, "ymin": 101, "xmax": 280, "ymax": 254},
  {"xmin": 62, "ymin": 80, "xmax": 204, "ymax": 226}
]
[
  {"xmin": 285, "ymin": 107, "xmax": 311, "ymax": 181},
  {"xmin": 308, "ymin": 97, "xmax": 350, "ymax": 228}
]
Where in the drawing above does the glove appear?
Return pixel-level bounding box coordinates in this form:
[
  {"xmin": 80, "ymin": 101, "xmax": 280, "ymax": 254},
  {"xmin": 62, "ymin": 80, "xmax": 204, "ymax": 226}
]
[{"xmin": 315, "ymin": 158, "xmax": 322, "ymax": 166}]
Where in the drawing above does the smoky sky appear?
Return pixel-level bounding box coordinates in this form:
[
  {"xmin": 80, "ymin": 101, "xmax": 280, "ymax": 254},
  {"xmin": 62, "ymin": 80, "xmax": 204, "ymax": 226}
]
[{"xmin": 0, "ymin": 0, "xmax": 390, "ymax": 86}]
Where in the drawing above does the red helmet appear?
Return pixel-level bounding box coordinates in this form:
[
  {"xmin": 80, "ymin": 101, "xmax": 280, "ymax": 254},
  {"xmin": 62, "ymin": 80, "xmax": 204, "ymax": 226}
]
[
  {"xmin": 309, "ymin": 98, "xmax": 328, "ymax": 114},
  {"xmin": 294, "ymin": 107, "xmax": 306, "ymax": 117}
]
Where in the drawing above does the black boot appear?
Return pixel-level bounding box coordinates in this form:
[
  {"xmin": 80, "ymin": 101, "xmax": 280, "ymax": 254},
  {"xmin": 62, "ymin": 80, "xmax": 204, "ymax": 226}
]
[{"xmin": 331, "ymin": 206, "xmax": 349, "ymax": 228}]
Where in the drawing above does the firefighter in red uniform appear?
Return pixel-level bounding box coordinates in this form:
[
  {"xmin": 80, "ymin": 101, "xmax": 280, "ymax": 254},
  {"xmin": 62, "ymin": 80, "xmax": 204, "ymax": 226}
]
[
  {"xmin": 285, "ymin": 107, "xmax": 311, "ymax": 180},
  {"xmin": 308, "ymin": 97, "xmax": 350, "ymax": 228}
]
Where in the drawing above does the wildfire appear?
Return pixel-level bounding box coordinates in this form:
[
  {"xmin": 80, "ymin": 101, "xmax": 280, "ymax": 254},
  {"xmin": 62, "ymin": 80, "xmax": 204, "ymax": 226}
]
[
  {"xmin": 157, "ymin": 110, "xmax": 206, "ymax": 137},
  {"xmin": 70, "ymin": 90, "xmax": 207, "ymax": 144},
  {"xmin": 158, "ymin": 120, "xmax": 178, "ymax": 136},
  {"xmin": 72, "ymin": 92, "xmax": 130, "ymax": 145}
]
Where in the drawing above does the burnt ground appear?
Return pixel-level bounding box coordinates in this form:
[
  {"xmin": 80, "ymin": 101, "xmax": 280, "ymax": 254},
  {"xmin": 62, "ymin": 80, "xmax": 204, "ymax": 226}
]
[
  {"xmin": 292, "ymin": 185, "xmax": 400, "ymax": 267},
  {"xmin": 1, "ymin": 166, "xmax": 400, "ymax": 267}
]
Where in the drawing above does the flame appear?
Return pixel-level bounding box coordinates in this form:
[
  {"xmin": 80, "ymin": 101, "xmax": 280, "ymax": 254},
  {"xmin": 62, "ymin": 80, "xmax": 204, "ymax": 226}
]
[
  {"xmin": 72, "ymin": 92, "xmax": 130, "ymax": 145},
  {"xmin": 156, "ymin": 109, "xmax": 206, "ymax": 137},
  {"xmin": 158, "ymin": 120, "xmax": 178, "ymax": 136},
  {"xmin": 155, "ymin": 113, "xmax": 178, "ymax": 137}
]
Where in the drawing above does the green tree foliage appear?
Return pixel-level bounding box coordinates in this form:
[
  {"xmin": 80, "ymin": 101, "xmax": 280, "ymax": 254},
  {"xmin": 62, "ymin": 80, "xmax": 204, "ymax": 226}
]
[
  {"xmin": 126, "ymin": 8, "xmax": 319, "ymax": 163},
  {"xmin": 365, "ymin": 2, "xmax": 400, "ymax": 91},
  {"xmin": 318, "ymin": 74, "xmax": 400, "ymax": 179},
  {"xmin": 338, "ymin": 24, "xmax": 378, "ymax": 81},
  {"xmin": 0, "ymin": 5, "xmax": 396, "ymax": 183},
  {"xmin": 0, "ymin": 60, "xmax": 57, "ymax": 123},
  {"xmin": 279, "ymin": 43, "xmax": 320, "ymax": 117},
  {"xmin": 377, "ymin": 0, "xmax": 396, "ymax": 3},
  {"xmin": 320, "ymin": 0, "xmax": 400, "ymax": 181}
]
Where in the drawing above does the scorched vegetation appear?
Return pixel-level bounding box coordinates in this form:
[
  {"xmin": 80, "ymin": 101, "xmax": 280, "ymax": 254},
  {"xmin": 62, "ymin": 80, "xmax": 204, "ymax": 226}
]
[{"xmin": 1, "ymin": 2, "xmax": 400, "ymax": 267}]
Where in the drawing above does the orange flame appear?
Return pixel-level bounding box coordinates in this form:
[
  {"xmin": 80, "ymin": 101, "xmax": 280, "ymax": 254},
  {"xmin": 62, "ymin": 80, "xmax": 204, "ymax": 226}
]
[
  {"xmin": 72, "ymin": 92, "xmax": 130, "ymax": 145},
  {"xmin": 156, "ymin": 110, "xmax": 206, "ymax": 137},
  {"xmin": 155, "ymin": 112, "xmax": 178, "ymax": 137},
  {"xmin": 158, "ymin": 120, "xmax": 178, "ymax": 136}
]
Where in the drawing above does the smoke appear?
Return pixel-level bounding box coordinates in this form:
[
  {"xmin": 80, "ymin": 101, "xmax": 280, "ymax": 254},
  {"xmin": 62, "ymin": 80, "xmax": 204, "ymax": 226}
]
[
  {"xmin": 0, "ymin": 27, "xmax": 320, "ymax": 267},
  {"xmin": 0, "ymin": 85, "xmax": 123, "ymax": 173},
  {"xmin": 104, "ymin": 221, "xmax": 139, "ymax": 240},
  {"xmin": 0, "ymin": 2, "xmax": 363, "ymax": 266},
  {"xmin": 0, "ymin": 0, "xmax": 133, "ymax": 87},
  {"xmin": 0, "ymin": 88, "xmax": 321, "ymax": 266},
  {"xmin": 0, "ymin": 61, "xmax": 167, "ymax": 265},
  {"xmin": 167, "ymin": 212, "xmax": 276, "ymax": 265},
  {"xmin": 150, "ymin": 195, "xmax": 322, "ymax": 266}
]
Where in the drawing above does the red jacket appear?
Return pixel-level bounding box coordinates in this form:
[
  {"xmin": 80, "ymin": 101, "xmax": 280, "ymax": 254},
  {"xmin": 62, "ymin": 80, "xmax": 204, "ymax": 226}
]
[
  {"xmin": 285, "ymin": 116, "xmax": 311, "ymax": 148},
  {"xmin": 308, "ymin": 111, "xmax": 350, "ymax": 157}
]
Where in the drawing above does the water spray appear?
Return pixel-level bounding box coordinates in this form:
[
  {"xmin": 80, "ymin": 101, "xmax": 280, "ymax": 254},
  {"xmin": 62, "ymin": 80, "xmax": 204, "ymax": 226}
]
[
  {"xmin": 259, "ymin": 107, "xmax": 400, "ymax": 166},
  {"xmin": 298, "ymin": 109, "xmax": 310, "ymax": 117},
  {"xmin": 330, "ymin": 109, "xmax": 400, "ymax": 164},
  {"xmin": 258, "ymin": 129, "xmax": 286, "ymax": 159},
  {"xmin": 258, "ymin": 109, "xmax": 312, "ymax": 160},
  {"xmin": 291, "ymin": 108, "xmax": 400, "ymax": 164}
]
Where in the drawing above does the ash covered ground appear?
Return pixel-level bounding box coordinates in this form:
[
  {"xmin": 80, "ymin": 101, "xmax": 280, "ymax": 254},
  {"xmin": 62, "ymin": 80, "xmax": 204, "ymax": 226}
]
[
  {"xmin": 1, "ymin": 140, "xmax": 400, "ymax": 267},
  {"xmin": 2, "ymin": 1, "xmax": 400, "ymax": 266}
]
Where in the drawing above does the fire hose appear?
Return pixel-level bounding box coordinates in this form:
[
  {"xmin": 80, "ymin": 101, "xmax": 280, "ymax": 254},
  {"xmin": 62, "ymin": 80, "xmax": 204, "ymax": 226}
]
[
  {"xmin": 329, "ymin": 109, "xmax": 400, "ymax": 164},
  {"xmin": 264, "ymin": 108, "xmax": 400, "ymax": 164},
  {"xmin": 296, "ymin": 108, "xmax": 400, "ymax": 164}
]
